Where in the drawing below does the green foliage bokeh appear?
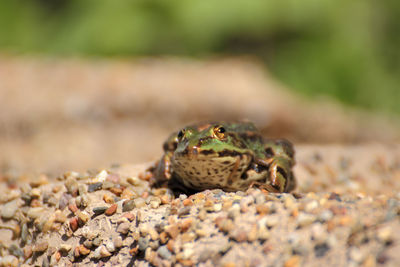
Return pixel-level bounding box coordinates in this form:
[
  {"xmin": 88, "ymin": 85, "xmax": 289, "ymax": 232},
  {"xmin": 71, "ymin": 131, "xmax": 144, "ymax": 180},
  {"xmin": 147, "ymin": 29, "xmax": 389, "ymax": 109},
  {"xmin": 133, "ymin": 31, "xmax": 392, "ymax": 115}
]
[{"xmin": 0, "ymin": 0, "xmax": 399, "ymax": 114}]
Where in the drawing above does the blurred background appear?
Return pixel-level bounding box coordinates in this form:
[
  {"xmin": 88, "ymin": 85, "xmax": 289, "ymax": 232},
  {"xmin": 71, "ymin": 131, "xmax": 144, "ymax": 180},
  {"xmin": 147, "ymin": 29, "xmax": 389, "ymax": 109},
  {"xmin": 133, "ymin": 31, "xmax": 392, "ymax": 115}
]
[{"xmin": 0, "ymin": 0, "xmax": 399, "ymax": 176}]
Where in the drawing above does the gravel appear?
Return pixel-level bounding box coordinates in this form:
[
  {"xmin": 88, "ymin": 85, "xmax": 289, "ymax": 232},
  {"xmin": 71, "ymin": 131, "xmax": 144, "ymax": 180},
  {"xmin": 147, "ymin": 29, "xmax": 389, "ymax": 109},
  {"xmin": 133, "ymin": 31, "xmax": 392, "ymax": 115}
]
[{"xmin": 0, "ymin": 145, "xmax": 400, "ymax": 266}]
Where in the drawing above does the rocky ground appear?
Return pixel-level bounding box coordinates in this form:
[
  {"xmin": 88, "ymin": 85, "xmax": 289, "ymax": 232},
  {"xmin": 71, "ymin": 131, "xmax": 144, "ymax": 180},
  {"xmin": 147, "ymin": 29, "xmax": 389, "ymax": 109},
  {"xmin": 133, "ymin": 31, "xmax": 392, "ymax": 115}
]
[
  {"xmin": 0, "ymin": 56, "xmax": 399, "ymax": 266},
  {"xmin": 0, "ymin": 144, "xmax": 399, "ymax": 267}
]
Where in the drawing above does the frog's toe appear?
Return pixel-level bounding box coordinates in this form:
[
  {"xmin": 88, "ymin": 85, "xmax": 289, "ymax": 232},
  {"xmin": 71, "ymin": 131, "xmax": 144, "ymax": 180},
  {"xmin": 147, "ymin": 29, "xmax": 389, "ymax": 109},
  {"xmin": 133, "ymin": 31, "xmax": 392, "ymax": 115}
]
[{"xmin": 269, "ymin": 159, "xmax": 293, "ymax": 193}]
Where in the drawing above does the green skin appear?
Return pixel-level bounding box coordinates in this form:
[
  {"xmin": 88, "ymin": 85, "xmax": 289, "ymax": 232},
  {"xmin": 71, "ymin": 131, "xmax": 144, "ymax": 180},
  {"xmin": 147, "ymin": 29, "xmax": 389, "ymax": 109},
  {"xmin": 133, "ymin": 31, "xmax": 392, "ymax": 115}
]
[{"xmin": 153, "ymin": 122, "xmax": 296, "ymax": 193}]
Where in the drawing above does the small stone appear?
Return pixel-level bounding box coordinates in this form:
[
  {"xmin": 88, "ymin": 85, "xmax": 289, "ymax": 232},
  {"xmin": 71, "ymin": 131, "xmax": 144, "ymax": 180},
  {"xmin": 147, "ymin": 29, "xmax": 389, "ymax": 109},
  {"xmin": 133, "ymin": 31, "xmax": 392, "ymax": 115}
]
[
  {"xmin": 157, "ymin": 245, "xmax": 172, "ymax": 260},
  {"xmin": 33, "ymin": 241, "xmax": 48, "ymax": 253},
  {"xmin": 68, "ymin": 203, "xmax": 78, "ymax": 213},
  {"xmin": 183, "ymin": 199, "xmax": 193, "ymax": 206},
  {"xmin": 121, "ymin": 188, "xmax": 136, "ymax": 199},
  {"xmin": 76, "ymin": 211, "xmax": 90, "ymax": 224},
  {"xmin": 127, "ymin": 176, "xmax": 141, "ymax": 186},
  {"xmin": 114, "ymin": 236, "xmax": 123, "ymax": 248},
  {"xmin": 58, "ymin": 193, "xmax": 71, "ymax": 210},
  {"xmin": 319, "ymin": 210, "xmax": 333, "ymax": 222},
  {"xmin": 1, "ymin": 255, "xmax": 19, "ymax": 267},
  {"xmin": 79, "ymin": 245, "xmax": 91, "ymax": 256},
  {"xmin": 138, "ymin": 237, "xmax": 150, "ymax": 251},
  {"xmin": 27, "ymin": 207, "xmax": 45, "ymax": 220},
  {"xmin": 134, "ymin": 198, "xmax": 147, "ymax": 208},
  {"xmin": 165, "ymin": 224, "xmax": 180, "ymax": 239},
  {"xmin": 117, "ymin": 222, "xmax": 130, "ymax": 235},
  {"xmin": 78, "ymin": 184, "xmax": 88, "ymax": 195},
  {"xmin": 109, "ymin": 187, "xmax": 123, "ymax": 196},
  {"xmin": 255, "ymin": 204, "xmax": 269, "ymax": 215},
  {"xmin": 266, "ymin": 216, "xmax": 279, "ymax": 228},
  {"xmin": 230, "ymin": 228, "xmax": 248, "ymax": 242},
  {"xmin": 93, "ymin": 237, "xmax": 102, "ymax": 247},
  {"xmin": 105, "ymin": 204, "xmax": 118, "ymax": 215},
  {"xmin": 123, "ymin": 200, "xmax": 135, "ymax": 212},
  {"xmin": 284, "ymin": 255, "xmax": 301, "ymax": 267},
  {"xmin": 59, "ymin": 244, "xmax": 72, "ymax": 253},
  {"xmin": 1, "ymin": 199, "xmax": 19, "ymax": 220},
  {"xmin": 377, "ymin": 226, "xmax": 392, "ymax": 244},
  {"xmin": 88, "ymin": 182, "xmax": 103, "ymax": 192},
  {"xmin": 69, "ymin": 217, "xmax": 79, "ymax": 231},
  {"xmin": 178, "ymin": 206, "xmax": 191, "ymax": 217},
  {"xmin": 297, "ymin": 213, "xmax": 316, "ymax": 227},
  {"xmin": 93, "ymin": 206, "xmax": 108, "ymax": 215},
  {"xmin": 96, "ymin": 170, "xmax": 109, "ymax": 182},
  {"xmin": 314, "ymin": 243, "xmax": 330, "ymax": 258},
  {"xmin": 65, "ymin": 177, "xmax": 79, "ymax": 196},
  {"xmin": 106, "ymin": 241, "xmax": 116, "ymax": 253},
  {"xmin": 30, "ymin": 188, "xmax": 41, "ymax": 199},
  {"xmin": 122, "ymin": 212, "xmax": 135, "ymax": 221},
  {"xmin": 103, "ymin": 193, "xmax": 115, "ymax": 204},
  {"xmin": 23, "ymin": 245, "xmax": 33, "ymax": 259},
  {"xmin": 305, "ymin": 200, "xmax": 319, "ymax": 213},
  {"xmin": 83, "ymin": 240, "xmax": 93, "ymax": 249},
  {"xmin": 349, "ymin": 247, "xmax": 364, "ymax": 263}
]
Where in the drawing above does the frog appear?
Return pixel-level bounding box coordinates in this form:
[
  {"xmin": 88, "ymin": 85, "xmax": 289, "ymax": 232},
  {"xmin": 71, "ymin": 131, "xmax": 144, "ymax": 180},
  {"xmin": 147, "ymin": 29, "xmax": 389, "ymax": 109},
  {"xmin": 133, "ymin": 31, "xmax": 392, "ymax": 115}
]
[{"xmin": 151, "ymin": 122, "xmax": 296, "ymax": 193}]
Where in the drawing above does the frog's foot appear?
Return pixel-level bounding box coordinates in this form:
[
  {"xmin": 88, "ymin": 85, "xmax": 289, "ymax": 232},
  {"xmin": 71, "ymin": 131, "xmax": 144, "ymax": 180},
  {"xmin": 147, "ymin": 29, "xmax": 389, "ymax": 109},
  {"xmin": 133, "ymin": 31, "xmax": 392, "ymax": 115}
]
[
  {"xmin": 248, "ymin": 181, "xmax": 280, "ymax": 193},
  {"xmin": 268, "ymin": 157, "xmax": 295, "ymax": 193}
]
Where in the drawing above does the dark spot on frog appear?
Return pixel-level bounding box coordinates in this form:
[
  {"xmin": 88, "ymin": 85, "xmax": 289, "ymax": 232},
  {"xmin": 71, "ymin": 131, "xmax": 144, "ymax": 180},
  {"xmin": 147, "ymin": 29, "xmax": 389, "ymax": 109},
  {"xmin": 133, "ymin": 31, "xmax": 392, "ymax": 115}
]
[
  {"xmin": 277, "ymin": 166, "xmax": 287, "ymax": 179},
  {"xmin": 218, "ymin": 150, "xmax": 241, "ymax": 157},
  {"xmin": 265, "ymin": 147, "xmax": 275, "ymax": 158},
  {"xmin": 241, "ymin": 172, "xmax": 248, "ymax": 180},
  {"xmin": 222, "ymin": 160, "xmax": 231, "ymax": 165},
  {"xmin": 200, "ymin": 149, "xmax": 214, "ymax": 155}
]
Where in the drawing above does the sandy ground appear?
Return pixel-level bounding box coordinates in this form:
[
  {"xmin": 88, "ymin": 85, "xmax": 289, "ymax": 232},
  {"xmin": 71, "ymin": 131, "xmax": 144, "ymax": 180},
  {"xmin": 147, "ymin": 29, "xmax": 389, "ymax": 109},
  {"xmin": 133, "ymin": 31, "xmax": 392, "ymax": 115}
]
[{"xmin": 0, "ymin": 56, "xmax": 399, "ymax": 266}]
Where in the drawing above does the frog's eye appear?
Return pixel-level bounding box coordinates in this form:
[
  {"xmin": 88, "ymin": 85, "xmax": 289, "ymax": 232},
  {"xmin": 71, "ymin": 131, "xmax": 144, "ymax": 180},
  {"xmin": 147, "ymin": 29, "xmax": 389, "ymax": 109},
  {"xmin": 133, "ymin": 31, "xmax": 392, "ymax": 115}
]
[
  {"xmin": 177, "ymin": 129, "xmax": 185, "ymax": 140},
  {"xmin": 213, "ymin": 126, "xmax": 226, "ymax": 139}
]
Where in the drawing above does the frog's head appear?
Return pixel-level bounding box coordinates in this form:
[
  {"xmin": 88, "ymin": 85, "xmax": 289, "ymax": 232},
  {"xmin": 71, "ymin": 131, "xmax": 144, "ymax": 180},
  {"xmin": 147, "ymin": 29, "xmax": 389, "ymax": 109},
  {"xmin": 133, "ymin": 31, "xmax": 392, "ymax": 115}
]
[{"xmin": 173, "ymin": 122, "xmax": 249, "ymax": 159}]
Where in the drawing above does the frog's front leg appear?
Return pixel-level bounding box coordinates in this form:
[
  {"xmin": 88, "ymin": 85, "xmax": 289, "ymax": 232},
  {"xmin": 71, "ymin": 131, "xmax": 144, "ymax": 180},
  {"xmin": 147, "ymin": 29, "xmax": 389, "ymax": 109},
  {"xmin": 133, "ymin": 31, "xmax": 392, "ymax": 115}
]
[
  {"xmin": 267, "ymin": 156, "xmax": 295, "ymax": 192},
  {"xmin": 151, "ymin": 152, "xmax": 173, "ymax": 187}
]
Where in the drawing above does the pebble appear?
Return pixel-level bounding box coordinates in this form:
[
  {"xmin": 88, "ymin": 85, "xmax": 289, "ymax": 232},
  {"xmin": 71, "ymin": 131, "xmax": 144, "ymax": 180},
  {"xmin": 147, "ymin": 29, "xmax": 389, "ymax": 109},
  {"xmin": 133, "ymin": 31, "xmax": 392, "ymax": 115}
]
[
  {"xmin": 314, "ymin": 243, "xmax": 330, "ymax": 258},
  {"xmin": 88, "ymin": 182, "xmax": 103, "ymax": 192},
  {"xmin": 33, "ymin": 241, "xmax": 48, "ymax": 253},
  {"xmin": 117, "ymin": 222, "xmax": 130, "ymax": 235},
  {"xmin": 68, "ymin": 203, "xmax": 78, "ymax": 213},
  {"xmin": 106, "ymin": 240, "xmax": 116, "ymax": 253},
  {"xmin": 27, "ymin": 207, "xmax": 45, "ymax": 220},
  {"xmin": 105, "ymin": 204, "xmax": 118, "ymax": 215},
  {"xmin": 127, "ymin": 176, "xmax": 141, "ymax": 186},
  {"xmin": 123, "ymin": 199, "xmax": 136, "ymax": 212},
  {"xmin": 96, "ymin": 170, "xmax": 109, "ymax": 182},
  {"xmin": 78, "ymin": 245, "xmax": 91, "ymax": 256},
  {"xmin": 1, "ymin": 199, "xmax": 19, "ymax": 219},
  {"xmin": 305, "ymin": 200, "xmax": 319, "ymax": 213},
  {"xmin": 76, "ymin": 211, "xmax": 90, "ymax": 224},
  {"xmin": 134, "ymin": 198, "xmax": 147, "ymax": 208},
  {"xmin": 165, "ymin": 224, "xmax": 180, "ymax": 239},
  {"xmin": 93, "ymin": 206, "xmax": 108, "ymax": 215},
  {"xmin": 114, "ymin": 236, "xmax": 123, "ymax": 248},
  {"xmin": 138, "ymin": 237, "xmax": 150, "ymax": 251},
  {"xmin": 65, "ymin": 177, "xmax": 79, "ymax": 196},
  {"xmin": 377, "ymin": 226, "xmax": 392, "ymax": 244},
  {"xmin": 284, "ymin": 255, "xmax": 301, "ymax": 267},
  {"xmin": 58, "ymin": 193, "xmax": 71, "ymax": 210},
  {"xmin": 93, "ymin": 237, "xmax": 102, "ymax": 247},
  {"xmin": 69, "ymin": 217, "xmax": 79, "ymax": 231},
  {"xmin": 157, "ymin": 245, "xmax": 172, "ymax": 260},
  {"xmin": 297, "ymin": 213, "xmax": 316, "ymax": 227},
  {"xmin": 0, "ymin": 255, "xmax": 19, "ymax": 267}
]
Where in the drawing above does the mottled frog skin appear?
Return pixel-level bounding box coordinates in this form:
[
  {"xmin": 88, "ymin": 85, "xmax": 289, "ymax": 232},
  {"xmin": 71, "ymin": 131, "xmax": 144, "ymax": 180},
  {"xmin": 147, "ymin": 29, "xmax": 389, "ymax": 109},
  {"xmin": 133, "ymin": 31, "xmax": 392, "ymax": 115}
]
[{"xmin": 152, "ymin": 122, "xmax": 296, "ymax": 193}]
